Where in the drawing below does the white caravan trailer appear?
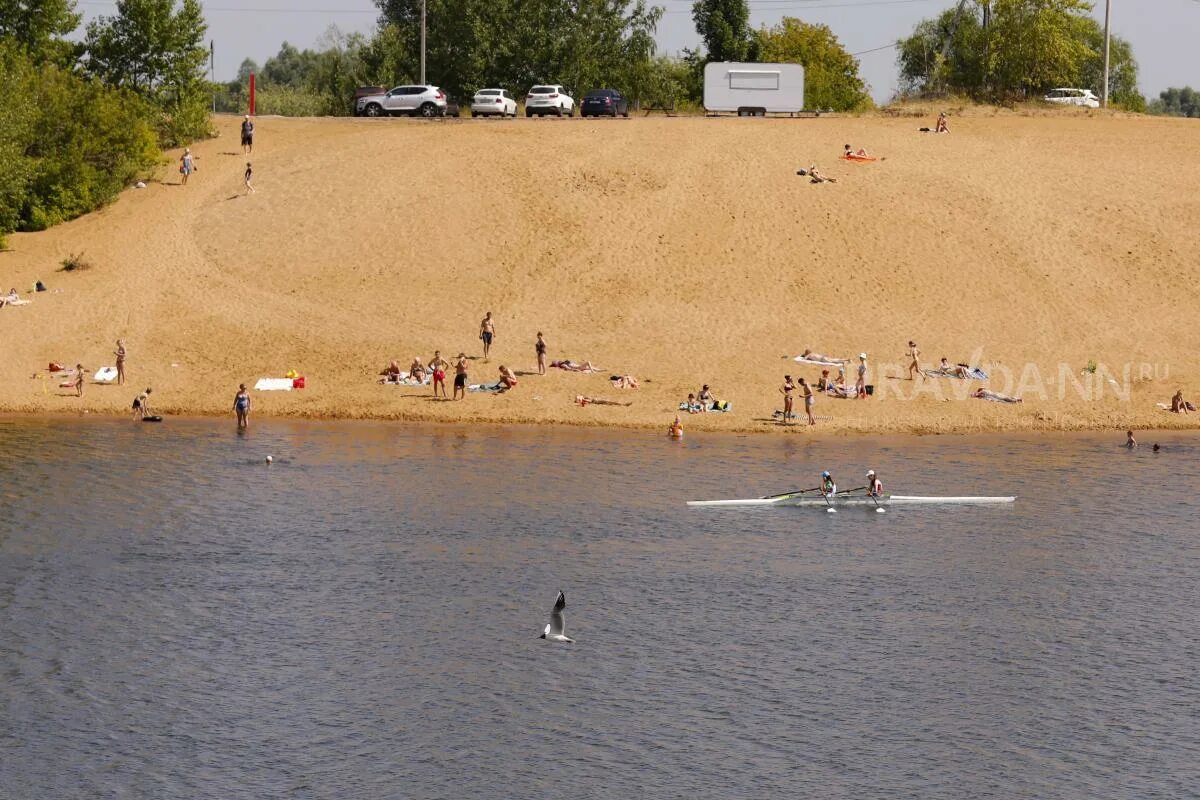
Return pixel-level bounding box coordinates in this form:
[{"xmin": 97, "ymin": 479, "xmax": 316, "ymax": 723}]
[{"xmin": 703, "ymin": 62, "xmax": 807, "ymax": 116}]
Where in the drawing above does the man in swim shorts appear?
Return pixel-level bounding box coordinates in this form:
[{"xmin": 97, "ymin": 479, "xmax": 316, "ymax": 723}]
[
  {"xmin": 453, "ymin": 353, "xmax": 468, "ymax": 400},
  {"xmin": 241, "ymin": 115, "xmax": 254, "ymax": 154},
  {"xmin": 429, "ymin": 350, "xmax": 449, "ymax": 398},
  {"xmin": 480, "ymin": 312, "xmax": 495, "ymax": 360}
]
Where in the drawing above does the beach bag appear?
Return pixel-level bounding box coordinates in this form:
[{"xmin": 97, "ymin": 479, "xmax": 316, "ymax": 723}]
[{"xmin": 292, "ymin": 376, "xmax": 306, "ymax": 389}]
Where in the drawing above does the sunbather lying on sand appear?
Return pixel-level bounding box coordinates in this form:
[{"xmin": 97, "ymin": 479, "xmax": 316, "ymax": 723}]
[
  {"xmin": 798, "ymin": 349, "xmax": 848, "ymax": 364},
  {"xmin": 843, "ymin": 144, "xmax": 874, "ymax": 159},
  {"xmin": 808, "ymin": 164, "xmax": 836, "ymax": 183},
  {"xmin": 973, "ymin": 388, "xmax": 1022, "ymax": 404},
  {"xmin": 551, "ymin": 360, "xmax": 601, "ymax": 373},
  {"xmin": 575, "ymin": 395, "xmax": 632, "ymax": 407},
  {"xmin": 611, "ymin": 375, "xmax": 639, "ymax": 389},
  {"xmin": 933, "ymin": 358, "xmax": 971, "ymax": 379}
]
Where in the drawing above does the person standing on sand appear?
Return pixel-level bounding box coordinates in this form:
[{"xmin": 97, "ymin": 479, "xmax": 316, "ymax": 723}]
[
  {"xmin": 780, "ymin": 375, "xmax": 795, "ymax": 422},
  {"xmin": 244, "ymin": 162, "xmax": 255, "ymax": 194},
  {"xmin": 73, "ymin": 364, "xmax": 85, "ymax": 397},
  {"xmin": 114, "ymin": 339, "xmax": 127, "ymax": 385},
  {"xmin": 179, "ymin": 149, "xmax": 195, "ymax": 185},
  {"xmin": 430, "ymin": 350, "xmax": 450, "ymax": 398},
  {"xmin": 480, "ymin": 312, "xmax": 496, "ymax": 360},
  {"xmin": 856, "ymin": 353, "xmax": 868, "ymax": 398},
  {"xmin": 234, "ymin": 383, "xmax": 251, "ymax": 429},
  {"xmin": 536, "ymin": 332, "xmax": 547, "ymax": 375},
  {"xmin": 799, "ymin": 376, "xmax": 816, "ymax": 425},
  {"xmin": 906, "ymin": 341, "xmax": 923, "ymax": 381},
  {"xmin": 453, "ymin": 353, "xmax": 468, "ymax": 400},
  {"xmin": 241, "ymin": 115, "xmax": 254, "ymax": 154}
]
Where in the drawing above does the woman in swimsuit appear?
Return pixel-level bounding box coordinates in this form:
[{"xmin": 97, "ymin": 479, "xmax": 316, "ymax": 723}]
[
  {"xmin": 907, "ymin": 341, "xmax": 922, "ymax": 381},
  {"xmin": 855, "ymin": 353, "xmax": 867, "ymax": 398},
  {"xmin": 780, "ymin": 375, "xmax": 795, "ymax": 423},
  {"xmin": 74, "ymin": 364, "xmax": 84, "ymax": 397},
  {"xmin": 697, "ymin": 384, "xmax": 715, "ymax": 411},
  {"xmin": 114, "ymin": 340, "xmax": 127, "ymax": 385},
  {"xmin": 536, "ymin": 332, "xmax": 547, "ymax": 375},
  {"xmin": 234, "ymin": 383, "xmax": 251, "ymax": 429},
  {"xmin": 453, "ymin": 354, "xmax": 468, "ymax": 400},
  {"xmin": 409, "ymin": 357, "xmax": 427, "ymax": 384}
]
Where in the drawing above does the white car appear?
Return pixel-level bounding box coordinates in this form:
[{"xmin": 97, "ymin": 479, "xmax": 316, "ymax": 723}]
[
  {"xmin": 1044, "ymin": 88, "xmax": 1100, "ymax": 108},
  {"xmin": 526, "ymin": 85, "xmax": 574, "ymax": 117},
  {"xmin": 472, "ymin": 88, "xmax": 517, "ymax": 117},
  {"xmin": 357, "ymin": 85, "xmax": 448, "ymax": 118}
]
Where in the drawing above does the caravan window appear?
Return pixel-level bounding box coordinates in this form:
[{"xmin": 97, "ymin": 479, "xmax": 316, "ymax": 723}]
[{"xmin": 729, "ymin": 70, "xmax": 781, "ymax": 91}]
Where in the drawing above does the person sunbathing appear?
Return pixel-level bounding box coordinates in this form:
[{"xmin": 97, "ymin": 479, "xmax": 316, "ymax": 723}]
[
  {"xmin": 697, "ymin": 384, "xmax": 716, "ymax": 410},
  {"xmin": 817, "ymin": 369, "xmax": 831, "ymax": 391},
  {"xmin": 808, "ymin": 164, "xmax": 836, "ymax": 183},
  {"xmin": 938, "ymin": 358, "xmax": 971, "ymax": 379},
  {"xmin": 498, "ymin": 365, "xmax": 518, "ymax": 391},
  {"xmin": 409, "ymin": 357, "xmax": 427, "ymax": 383},
  {"xmin": 843, "ymin": 144, "xmax": 871, "ymax": 158},
  {"xmin": 1171, "ymin": 389, "xmax": 1190, "ymax": 414},
  {"xmin": 683, "ymin": 393, "xmax": 703, "ymax": 414},
  {"xmin": 378, "ymin": 360, "xmax": 403, "ymax": 383},
  {"xmin": 610, "ymin": 375, "xmax": 639, "ymax": 389},
  {"xmin": 552, "ymin": 360, "xmax": 600, "ymax": 372},
  {"xmin": 973, "ymin": 388, "xmax": 1022, "ymax": 403},
  {"xmin": 800, "ymin": 349, "xmax": 845, "ymax": 363},
  {"xmin": 575, "ymin": 395, "xmax": 631, "ymax": 407}
]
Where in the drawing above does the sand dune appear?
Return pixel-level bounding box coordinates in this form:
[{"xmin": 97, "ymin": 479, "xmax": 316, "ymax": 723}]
[{"xmin": 2, "ymin": 111, "xmax": 1198, "ymax": 435}]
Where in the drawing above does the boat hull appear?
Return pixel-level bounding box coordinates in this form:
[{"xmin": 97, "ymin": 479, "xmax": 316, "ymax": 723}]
[{"xmin": 687, "ymin": 494, "xmax": 1016, "ymax": 508}]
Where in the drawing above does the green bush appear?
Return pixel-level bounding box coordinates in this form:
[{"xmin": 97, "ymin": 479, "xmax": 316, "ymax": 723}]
[{"xmin": 253, "ymin": 85, "xmax": 333, "ymax": 117}]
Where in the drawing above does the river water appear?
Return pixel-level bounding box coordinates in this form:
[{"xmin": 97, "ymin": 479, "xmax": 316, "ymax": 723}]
[{"xmin": 0, "ymin": 418, "xmax": 1197, "ymax": 799}]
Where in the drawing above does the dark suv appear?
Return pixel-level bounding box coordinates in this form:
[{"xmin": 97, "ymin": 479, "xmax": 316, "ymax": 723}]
[{"xmin": 581, "ymin": 89, "xmax": 629, "ymax": 118}]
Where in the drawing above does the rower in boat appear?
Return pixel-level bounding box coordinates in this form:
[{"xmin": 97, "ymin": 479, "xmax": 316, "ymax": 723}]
[
  {"xmin": 866, "ymin": 470, "xmax": 883, "ymax": 497},
  {"xmin": 821, "ymin": 471, "xmax": 836, "ymax": 498}
]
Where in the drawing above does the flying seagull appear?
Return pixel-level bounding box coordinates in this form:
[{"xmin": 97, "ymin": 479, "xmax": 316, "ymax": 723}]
[{"xmin": 539, "ymin": 590, "xmax": 574, "ymax": 643}]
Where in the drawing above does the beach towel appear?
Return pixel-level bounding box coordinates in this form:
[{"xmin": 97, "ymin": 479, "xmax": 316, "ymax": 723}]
[
  {"xmin": 923, "ymin": 366, "xmax": 988, "ymax": 381},
  {"xmin": 381, "ymin": 371, "xmax": 431, "ymax": 386},
  {"xmin": 794, "ymin": 355, "xmax": 850, "ymax": 366},
  {"xmin": 679, "ymin": 401, "xmax": 730, "ymax": 413},
  {"xmin": 841, "ymin": 154, "xmax": 878, "ymax": 162},
  {"xmin": 254, "ymin": 378, "xmax": 294, "ymax": 391},
  {"xmin": 94, "ymin": 367, "xmax": 118, "ymax": 383},
  {"xmin": 468, "ymin": 382, "xmax": 503, "ymax": 393}
]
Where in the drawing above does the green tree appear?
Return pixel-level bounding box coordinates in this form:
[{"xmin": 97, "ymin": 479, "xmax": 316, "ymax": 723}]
[
  {"xmin": 1148, "ymin": 87, "xmax": 1200, "ymax": 117},
  {"xmin": 1078, "ymin": 22, "xmax": 1142, "ymax": 111},
  {"xmin": 84, "ymin": 0, "xmax": 212, "ymax": 145},
  {"xmin": 691, "ymin": 0, "xmax": 751, "ymax": 63},
  {"xmin": 753, "ymin": 18, "xmax": 872, "ymax": 111},
  {"xmin": 0, "ymin": 0, "xmax": 81, "ymax": 64}
]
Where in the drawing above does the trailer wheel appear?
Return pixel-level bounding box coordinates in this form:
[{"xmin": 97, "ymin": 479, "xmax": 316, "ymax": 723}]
[{"xmin": 737, "ymin": 107, "xmax": 766, "ymax": 117}]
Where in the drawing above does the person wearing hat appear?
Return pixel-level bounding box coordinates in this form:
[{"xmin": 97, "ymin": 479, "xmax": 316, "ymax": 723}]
[
  {"xmin": 241, "ymin": 114, "xmax": 254, "ymax": 154},
  {"xmin": 866, "ymin": 470, "xmax": 883, "ymax": 497},
  {"xmin": 856, "ymin": 353, "xmax": 868, "ymax": 399},
  {"xmin": 452, "ymin": 353, "xmax": 469, "ymax": 400},
  {"xmin": 820, "ymin": 471, "xmax": 836, "ymax": 498}
]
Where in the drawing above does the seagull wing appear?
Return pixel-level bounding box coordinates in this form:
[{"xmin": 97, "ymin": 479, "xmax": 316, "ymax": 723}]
[{"xmin": 549, "ymin": 591, "xmax": 566, "ymax": 636}]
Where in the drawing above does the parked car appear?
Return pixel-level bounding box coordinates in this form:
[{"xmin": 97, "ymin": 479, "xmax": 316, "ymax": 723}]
[
  {"xmin": 526, "ymin": 85, "xmax": 574, "ymax": 117},
  {"xmin": 352, "ymin": 85, "xmax": 387, "ymax": 116},
  {"xmin": 472, "ymin": 88, "xmax": 518, "ymax": 117},
  {"xmin": 356, "ymin": 85, "xmax": 448, "ymax": 118},
  {"xmin": 1043, "ymin": 88, "xmax": 1100, "ymax": 108},
  {"xmin": 581, "ymin": 89, "xmax": 629, "ymax": 118}
]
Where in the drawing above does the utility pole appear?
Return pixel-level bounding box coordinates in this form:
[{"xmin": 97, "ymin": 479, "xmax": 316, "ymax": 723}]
[
  {"xmin": 1101, "ymin": 0, "xmax": 1112, "ymax": 107},
  {"xmin": 420, "ymin": 0, "xmax": 427, "ymax": 85}
]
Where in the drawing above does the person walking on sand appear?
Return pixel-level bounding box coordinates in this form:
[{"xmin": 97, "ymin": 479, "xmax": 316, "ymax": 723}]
[
  {"xmin": 479, "ymin": 312, "xmax": 496, "ymax": 360},
  {"xmin": 179, "ymin": 149, "xmax": 195, "ymax": 185},
  {"xmin": 241, "ymin": 115, "xmax": 254, "ymax": 154},
  {"xmin": 906, "ymin": 341, "xmax": 923, "ymax": 381},
  {"xmin": 535, "ymin": 332, "xmax": 547, "ymax": 375},
  {"xmin": 453, "ymin": 353, "xmax": 468, "ymax": 400},
  {"xmin": 234, "ymin": 383, "xmax": 251, "ymax": 429},
  {"xmin": 132, "ymin": 387, "xmax": 152, "ymax": 419},
  {"xmin": 855, "ymin": 353, "xmax": 868, "ymax": 398},
  {"xmin": 799, "ymin": 376, "xmax": 816, "ymax": 425},
  {"xmin": 114, "ymin": 339, "xmax": 127, "ymax": 386},
  {"xmin": 244, "ymin": 162, "xmax": 255, "ymax": 194},
  {"xmin": 780, "ymin": 375, "xmax": 795, "ymax": 423},
  {"xmin": 430, "ymin": 350, "xmax": 450, "ymax": 398}
]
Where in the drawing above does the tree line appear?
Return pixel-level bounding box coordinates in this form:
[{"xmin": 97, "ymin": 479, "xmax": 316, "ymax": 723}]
[
  {"xmin": 0, "ymin": 0, "xmax": 211, "ymax": 247},
  {"xmin": 895, "ymin": 0, "xmax": 1145, "ymax": 110}
]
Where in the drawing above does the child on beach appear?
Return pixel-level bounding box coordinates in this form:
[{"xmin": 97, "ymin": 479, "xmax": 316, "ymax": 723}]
[
  {"xmin": 430, "ymin": 351, "xmax": 449, "ymax": 398},
  {"xmin": 244, "ymin": 162, "xmax": 254, "ymax": 194},
  {"xmin": 536, "ymin": 332, "xmax": 547, "ymax": 375},
  {"xmin": 234, "ymin": 383, "xmax": 251, "ymax": 429}
]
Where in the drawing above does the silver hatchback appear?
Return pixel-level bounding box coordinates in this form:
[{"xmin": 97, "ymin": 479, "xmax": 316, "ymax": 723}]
[{"xmin": 357, "ymin": 85, "xmax": 448, "ymax": 118}]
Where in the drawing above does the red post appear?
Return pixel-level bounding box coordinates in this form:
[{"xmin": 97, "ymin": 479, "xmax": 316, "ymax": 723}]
[{"xmin": 249, "ymin": 72, "xmax": 256, "ymax": 116}]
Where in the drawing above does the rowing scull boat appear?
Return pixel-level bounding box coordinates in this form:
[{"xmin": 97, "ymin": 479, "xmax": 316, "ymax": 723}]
[{"xmin": 687, "ymin": 494, "xmax": 1016, "ymax": 508}]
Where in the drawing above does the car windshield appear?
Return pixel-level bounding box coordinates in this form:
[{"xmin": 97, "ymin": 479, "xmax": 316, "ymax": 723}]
[
  {"xmin": 530, "ymin": 87, "xmax": 556, "ymax": 94},
  {"xmin": 477, "ymin": 90, "xmax": 499, "ymax": 96}
]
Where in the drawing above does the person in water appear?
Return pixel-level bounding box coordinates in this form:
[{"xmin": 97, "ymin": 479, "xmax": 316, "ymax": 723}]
[
  {"xmin": 234, "ymin": 383, "xmax": 250, "ymax": 429},
  {"xmin": 821, "ymin": 471, "xmax": 837, "ymax": 498},
  {"xmin": 668, "ymin": 416, "xmax": 683, "ymax": 438},
  {"xmin": 1125, "ymin": 430, "xmax": 1138, "ymax": 448},
  {"xmin": 866, "ymin": 469, "xmax": 883, "ymax": 497}
]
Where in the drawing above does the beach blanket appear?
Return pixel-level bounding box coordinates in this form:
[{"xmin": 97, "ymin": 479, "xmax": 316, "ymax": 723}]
[
  {"xmin": 254, "ymin": 378, "xmax": 294, "ymax": 391},
  {"xmin": 94, "ymin": 366, "xmax": 118, "ymax": 383},
  {"xmin": 794, "ymin": 355, "xmax": 850, "ymax": 366},
  {"xmin": 679, "ymin": 401, "xmax": 731, "ymax": 413},
  {"xmin": 841, "ymin": 154, "xmax": 879, "ymax": 162},
  {"xmin": 924, "ymin": 366, "xmax": 988, "ymax": 381},
  {"xmin": 468, "ymin": 382, "xmax": 503, "ymax": 393}
]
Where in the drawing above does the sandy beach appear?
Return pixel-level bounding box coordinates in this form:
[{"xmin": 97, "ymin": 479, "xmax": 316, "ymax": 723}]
[{"xmin": 2, "ymin": 110, "xmax": 1198, "ymax": 435}]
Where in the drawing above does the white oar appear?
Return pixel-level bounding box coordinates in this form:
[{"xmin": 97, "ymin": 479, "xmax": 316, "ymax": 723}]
[{"xmin": 821, "ymin": 491, "xmax": 837, "ymax": 513}]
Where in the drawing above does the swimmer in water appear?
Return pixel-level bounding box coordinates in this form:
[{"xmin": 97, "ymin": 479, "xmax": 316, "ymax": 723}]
[{"xmin": 1125, "ymin": 430, "xmax": 1137, "ymax": 448}]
